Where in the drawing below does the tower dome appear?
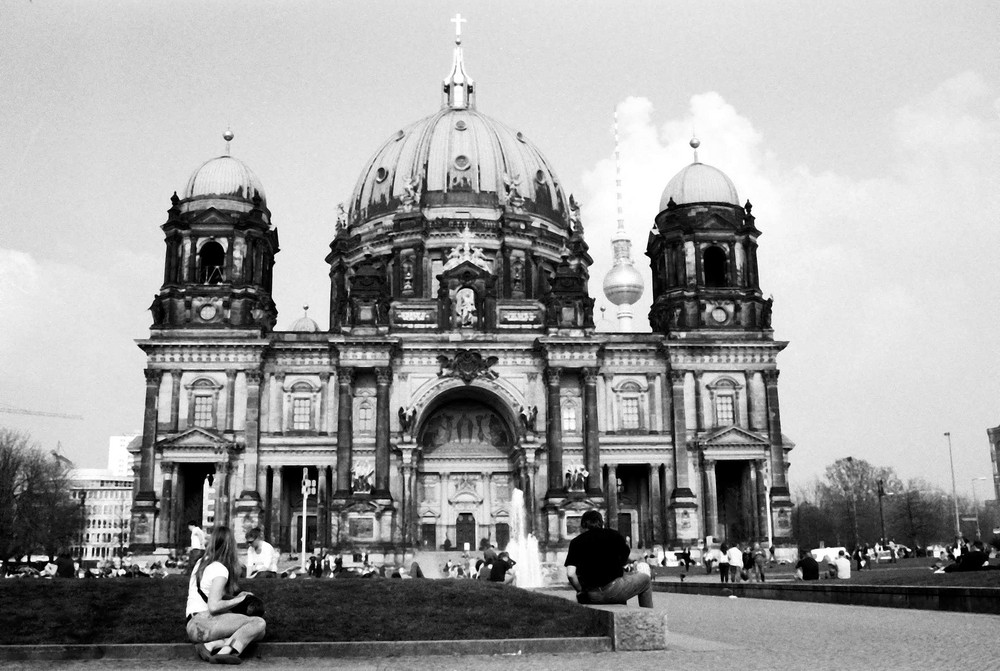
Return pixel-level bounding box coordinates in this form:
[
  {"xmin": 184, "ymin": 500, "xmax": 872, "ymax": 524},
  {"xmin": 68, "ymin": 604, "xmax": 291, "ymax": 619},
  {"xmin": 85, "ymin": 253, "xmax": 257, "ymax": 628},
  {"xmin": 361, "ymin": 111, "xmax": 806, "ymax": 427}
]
[
  {"xmin": 180, "ymin": 132, "xmax": 267, "ymax": 215},
  {"xmin": 659, "ymin": 139, "xmax": 738, "ymax": 209},
  {"xmin": 289, "ymin": 305, "xmax": 320, "ymax": 332}
]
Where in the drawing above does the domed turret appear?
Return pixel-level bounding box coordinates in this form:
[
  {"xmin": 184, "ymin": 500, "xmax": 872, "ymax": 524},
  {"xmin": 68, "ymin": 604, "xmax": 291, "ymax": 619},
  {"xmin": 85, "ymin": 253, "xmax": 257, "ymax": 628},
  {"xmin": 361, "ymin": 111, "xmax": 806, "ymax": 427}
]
[
  {"xmin": 647, "ymin": 137, "xmax": 770, "ymax": 337},
  {"xmin": 659, "ymin": 139, "xmax": 739, "ymax": 208},
  {"xmin": 180, "ymin": 131, "xmax": 268, "ymax": 216},
  {"xmin": 290, "ymin": 305, "xmax": 320, "ymax": 332}
]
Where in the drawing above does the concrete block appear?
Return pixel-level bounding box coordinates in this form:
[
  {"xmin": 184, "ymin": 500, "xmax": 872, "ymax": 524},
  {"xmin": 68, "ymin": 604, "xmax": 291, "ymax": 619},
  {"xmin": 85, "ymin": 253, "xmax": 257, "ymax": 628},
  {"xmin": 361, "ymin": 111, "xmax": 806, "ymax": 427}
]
[{"xmin": 587, "ymin": 605, "xmax": 668, "ymax": 651}]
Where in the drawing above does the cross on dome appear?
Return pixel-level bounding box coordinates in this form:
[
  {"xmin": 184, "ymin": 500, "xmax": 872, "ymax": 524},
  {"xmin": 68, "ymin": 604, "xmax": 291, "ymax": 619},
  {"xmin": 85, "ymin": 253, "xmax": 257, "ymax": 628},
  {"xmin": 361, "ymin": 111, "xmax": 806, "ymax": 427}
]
[{"xmin": 451, "ymin": 13, "xmax": 467, "ymax": 44}]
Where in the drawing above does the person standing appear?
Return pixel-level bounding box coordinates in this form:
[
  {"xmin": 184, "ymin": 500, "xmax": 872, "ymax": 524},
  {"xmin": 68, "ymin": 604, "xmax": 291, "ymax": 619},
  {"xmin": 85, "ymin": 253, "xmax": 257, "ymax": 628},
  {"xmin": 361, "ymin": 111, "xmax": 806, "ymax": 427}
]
[
  {"xmin": 726, "ymin": 542, "xmax": 743, "ymax": 583},
  {"xmin": 185, "ymin": 525, "xmax": 266, "ymax": 664},
  {"xmin": 188, "ymin": 520, "xmax": 207, "ymax": 570},
  {"xmin": 564, "ymin": 510, "xmax": 653, "ymax": 608},
  {"xmin": 752, "ymin": 543, "xmax": 767, "ymax": 582},
  {"xmin": 245, "ymin": 527, "xmax": 278, "ymax": 579},
  {"xmin": 718, "ymin": 543, "xmax": 731, "ymax": 583}
]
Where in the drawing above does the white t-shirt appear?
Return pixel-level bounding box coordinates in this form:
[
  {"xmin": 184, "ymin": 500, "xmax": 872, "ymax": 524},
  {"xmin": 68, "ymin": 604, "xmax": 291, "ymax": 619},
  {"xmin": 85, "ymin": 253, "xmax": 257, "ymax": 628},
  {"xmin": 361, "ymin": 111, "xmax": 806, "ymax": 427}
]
[
  {"xmin": 190, "ymin": 526, "xmax": 207, "ymax": 551},
  {"xmin": 186, "ymin": 560, "xmax": 228, "ymax": 616},
  {"xmin": 833, "ymin": 556, "xmax": 851, "ymax": 579},
  {"xmin": 726, "ymin": 546, "xmax": 744, "ymax": 566},
  {"xmin": 247, "ymin": 541, "xmax": 278, "ymax": 576}
]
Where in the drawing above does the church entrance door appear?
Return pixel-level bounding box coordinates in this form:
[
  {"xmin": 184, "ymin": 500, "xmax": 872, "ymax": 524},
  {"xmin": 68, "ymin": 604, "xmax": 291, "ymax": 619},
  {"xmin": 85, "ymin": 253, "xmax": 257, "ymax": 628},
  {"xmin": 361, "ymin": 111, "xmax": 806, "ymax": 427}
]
[{"xmin": 456, "ymin": 513, "xmax": 476, "ymax": 550}]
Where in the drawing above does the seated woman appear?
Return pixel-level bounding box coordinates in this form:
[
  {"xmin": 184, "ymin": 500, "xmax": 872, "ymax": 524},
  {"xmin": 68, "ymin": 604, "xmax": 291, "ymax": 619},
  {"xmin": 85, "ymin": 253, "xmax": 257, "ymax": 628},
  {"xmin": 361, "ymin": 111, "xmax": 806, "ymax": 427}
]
[{"xmin": 185, "ymin": 526, "xmax": 266, "ymax": 665}]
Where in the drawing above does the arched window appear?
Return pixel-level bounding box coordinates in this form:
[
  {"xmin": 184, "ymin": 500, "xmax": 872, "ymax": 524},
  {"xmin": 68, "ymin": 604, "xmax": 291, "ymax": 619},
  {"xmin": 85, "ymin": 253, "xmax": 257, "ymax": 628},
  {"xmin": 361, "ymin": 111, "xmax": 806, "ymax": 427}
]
[
  {"xmin": 707, "ymin": 376, "xmax": 742, "ymax": 428},
  {"xmin": 616, "ymin": 380, "xmax": 644, "ymax": 431},
  {"xmin": 358, "ymin": 401, "xmax": 374, "ymax": 434},
  {"xmin": 703, "ymin": 245, "xmax": 728, "ymax": 288},
  {"xmin": 198, "ymin": 241, "xmax": 226, "ymax": 284},
  {"xmin": 289, "ymin": 381, "xmax": 315, "ymax": 432}
]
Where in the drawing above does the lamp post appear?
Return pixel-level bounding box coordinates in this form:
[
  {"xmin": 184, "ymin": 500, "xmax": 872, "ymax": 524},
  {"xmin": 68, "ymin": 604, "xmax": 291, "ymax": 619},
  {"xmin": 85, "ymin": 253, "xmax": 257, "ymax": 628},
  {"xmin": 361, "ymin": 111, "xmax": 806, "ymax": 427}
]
[
  {"xmin": 300, "ymin": 468, "xmax": 316, "ymax": 574},
  {"xmin": 971, "ymin": 476, "xmax": 989, "ymax": 539},
  {"xmin": 877, "ymin": 479, "xmax": 887, "ymax": 543},
  {"xmin": 944, "ymin": 433, "xmax": 962, "ymax": 542}
]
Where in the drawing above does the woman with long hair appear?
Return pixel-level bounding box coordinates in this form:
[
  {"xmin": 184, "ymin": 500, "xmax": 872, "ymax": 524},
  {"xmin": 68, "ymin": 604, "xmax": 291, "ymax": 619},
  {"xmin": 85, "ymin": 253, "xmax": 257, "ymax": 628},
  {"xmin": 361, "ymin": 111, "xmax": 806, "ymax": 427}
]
[{"xmin": 185, "ymin": 525, "xmax": 266, "ymax": 665}]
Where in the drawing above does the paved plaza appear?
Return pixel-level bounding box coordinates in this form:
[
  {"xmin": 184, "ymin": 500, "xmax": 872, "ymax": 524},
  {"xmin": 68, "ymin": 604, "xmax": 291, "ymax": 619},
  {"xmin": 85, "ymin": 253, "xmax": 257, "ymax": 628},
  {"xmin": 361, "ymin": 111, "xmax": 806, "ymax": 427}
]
[{"xmin": 6, "ymin": 590, "xmax": 996, "ymax": 670}]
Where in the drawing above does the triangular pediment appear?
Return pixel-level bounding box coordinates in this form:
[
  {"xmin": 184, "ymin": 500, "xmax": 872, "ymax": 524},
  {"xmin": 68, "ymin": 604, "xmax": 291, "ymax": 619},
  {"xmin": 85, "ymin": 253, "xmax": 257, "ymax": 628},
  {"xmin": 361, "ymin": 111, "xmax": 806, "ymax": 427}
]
[
  {"xmin": 156, "ymin": 427, "xmax": 231, "ymax": 449},
  {"xmin": 442, "ymin": 259, "xmax": 492, "ymax": 280},
  {"xmin": 700, "ymin": 213, "xmax": 735, "ymax": 230},
  {"xmin": 189, "ymin": 208, "xmax": 236, "ymax": 226},
  {"xmin": 699, "ymin": 425, "xmax": 769, "ymax": 447}
]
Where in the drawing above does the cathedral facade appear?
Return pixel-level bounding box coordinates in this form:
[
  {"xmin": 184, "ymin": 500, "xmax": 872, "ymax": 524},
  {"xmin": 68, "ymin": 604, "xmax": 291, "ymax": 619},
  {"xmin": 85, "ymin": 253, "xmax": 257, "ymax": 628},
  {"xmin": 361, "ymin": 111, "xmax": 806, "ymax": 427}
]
[{"xmin": 130, "ymin": 32, "xmax": 794, "ymax": 562}]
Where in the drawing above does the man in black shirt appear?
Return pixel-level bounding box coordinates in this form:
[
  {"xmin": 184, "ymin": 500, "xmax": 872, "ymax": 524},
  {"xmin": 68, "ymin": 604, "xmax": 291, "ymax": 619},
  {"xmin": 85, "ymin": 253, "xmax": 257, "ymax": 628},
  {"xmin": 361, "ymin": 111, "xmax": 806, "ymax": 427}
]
[
  {"xmin": 564, "ymin": 510, "xmax": 653, "ymax": 608},
  {"xmin": 795, "ymin": 549, "xmax": 819, "ymax": 580}
]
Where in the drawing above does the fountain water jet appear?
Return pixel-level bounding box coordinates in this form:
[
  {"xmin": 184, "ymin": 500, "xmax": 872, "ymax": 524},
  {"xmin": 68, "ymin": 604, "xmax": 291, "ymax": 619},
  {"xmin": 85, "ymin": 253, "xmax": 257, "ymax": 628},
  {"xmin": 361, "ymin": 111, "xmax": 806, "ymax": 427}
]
[{"xmin": 506, "ymin": 487, "xmax": 544, "ymax": 588}]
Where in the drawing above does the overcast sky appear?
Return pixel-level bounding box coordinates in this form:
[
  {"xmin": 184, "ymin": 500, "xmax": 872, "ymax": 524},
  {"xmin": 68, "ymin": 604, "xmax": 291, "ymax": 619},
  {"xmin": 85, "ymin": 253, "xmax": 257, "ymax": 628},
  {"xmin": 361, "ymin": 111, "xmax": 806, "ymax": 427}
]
[{"xmin": 1, "ymin": 1, "xmax": 997, "ymax": 500}]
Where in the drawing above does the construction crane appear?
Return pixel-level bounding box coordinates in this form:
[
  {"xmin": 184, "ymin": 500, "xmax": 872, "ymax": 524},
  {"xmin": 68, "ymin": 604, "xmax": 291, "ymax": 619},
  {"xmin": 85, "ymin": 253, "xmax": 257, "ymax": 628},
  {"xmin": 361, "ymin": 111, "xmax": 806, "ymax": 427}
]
[{"xmin": 0, "ymin": 405, "xmax": 84, "ymax": 420}]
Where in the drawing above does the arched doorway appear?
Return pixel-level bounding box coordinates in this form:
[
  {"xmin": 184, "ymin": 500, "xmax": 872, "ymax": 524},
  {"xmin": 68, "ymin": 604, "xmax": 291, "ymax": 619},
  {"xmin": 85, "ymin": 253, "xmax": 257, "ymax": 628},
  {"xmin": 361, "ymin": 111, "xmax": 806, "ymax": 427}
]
[{"xmin": 414, "ymin": 389, "xmax": 521, "ymax": 551}]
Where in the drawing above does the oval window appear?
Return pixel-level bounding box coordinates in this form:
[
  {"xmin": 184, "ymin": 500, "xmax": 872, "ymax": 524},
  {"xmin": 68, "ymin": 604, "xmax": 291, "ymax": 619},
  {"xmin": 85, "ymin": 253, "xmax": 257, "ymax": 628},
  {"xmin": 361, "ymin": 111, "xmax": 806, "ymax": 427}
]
[
  {"xmin": 535, "ymin": 169, "xmax": 546, "ymax": 184},
  {"xmin": 454, "ymin": 155, "xmax": 471, "ymax": 171},
  {"xmin": 455, "ymin": 120, "xmax": 468, "ymax": 131},
  {"xmin": 375, "ymin": 167, "xmax": 389, "ymax": 183}
]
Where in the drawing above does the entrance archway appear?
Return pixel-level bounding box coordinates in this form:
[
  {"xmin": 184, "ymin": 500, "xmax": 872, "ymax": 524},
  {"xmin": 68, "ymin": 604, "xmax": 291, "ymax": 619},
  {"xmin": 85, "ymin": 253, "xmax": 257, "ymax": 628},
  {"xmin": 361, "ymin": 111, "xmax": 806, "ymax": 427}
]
[{"xmin": 414, "ymin": 386, "xmax": 520, "ymax": 551}]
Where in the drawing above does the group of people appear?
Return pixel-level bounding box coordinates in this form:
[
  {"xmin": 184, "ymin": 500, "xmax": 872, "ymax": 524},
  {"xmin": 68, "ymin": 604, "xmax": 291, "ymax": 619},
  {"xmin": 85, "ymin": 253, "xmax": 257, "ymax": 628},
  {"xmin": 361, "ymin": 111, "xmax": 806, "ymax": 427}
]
[{"xmin": 706, "ymin": 542, "xmax": 769, "ymax": 583}]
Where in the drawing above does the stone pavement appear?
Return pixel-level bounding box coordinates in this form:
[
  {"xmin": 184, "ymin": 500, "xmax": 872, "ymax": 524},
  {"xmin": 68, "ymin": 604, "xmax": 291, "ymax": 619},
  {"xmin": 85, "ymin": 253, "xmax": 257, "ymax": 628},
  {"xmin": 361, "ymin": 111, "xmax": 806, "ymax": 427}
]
[{"xmin": 5, "ymin": 590, "xmax": 996, "ymax": 670}]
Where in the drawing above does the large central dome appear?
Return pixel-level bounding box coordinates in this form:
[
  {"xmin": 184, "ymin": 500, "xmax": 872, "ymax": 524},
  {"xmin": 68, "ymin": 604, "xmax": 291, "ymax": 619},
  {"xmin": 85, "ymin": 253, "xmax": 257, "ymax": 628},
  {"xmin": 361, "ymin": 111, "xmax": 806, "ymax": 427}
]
[
  {"xmin": 349, "ymin": 108, "xmax": 568, "ymax": 225},
  {"xmin": 347, "ymin": 37, "xmax": 569, "ymax": 230}
]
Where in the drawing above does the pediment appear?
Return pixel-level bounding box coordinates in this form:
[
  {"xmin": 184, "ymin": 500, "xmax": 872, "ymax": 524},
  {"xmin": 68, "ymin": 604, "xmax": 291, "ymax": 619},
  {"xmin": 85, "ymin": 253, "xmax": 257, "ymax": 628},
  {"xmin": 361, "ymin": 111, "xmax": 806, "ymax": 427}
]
[
  {"xmin": 343, "ymin": 499, "xmax": 381, "ymax": 515},
  {"xmin": 700, "ymin": 214, "xmax": 735, "ymax": 231},
  {"xmin": 189, "ymin": 208, "xmax": 235, "ymax": 226},
  {"xmin": 699, "ymin": 425, "xmax": 769, "ymax": 447},
  {"xmin": 156, "ymin": 427, "xmax": 232, "ymax": 450},
  {"xmin": 441, "ymin": 259, "xmax": 492, "ymax": 281}
]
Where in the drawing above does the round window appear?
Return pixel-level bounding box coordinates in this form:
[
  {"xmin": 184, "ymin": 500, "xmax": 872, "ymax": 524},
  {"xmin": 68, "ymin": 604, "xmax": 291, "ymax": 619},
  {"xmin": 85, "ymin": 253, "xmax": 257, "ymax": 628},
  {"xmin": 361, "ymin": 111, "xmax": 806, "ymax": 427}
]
[
  {"xmin": 535, "ymin": 169, "xmax": 546, "ymax": 184},
  {"xmin": 454, "ymin": 155, "xmax": 471, "ymax": 171},
  {"xmin": 375, "ymin": 167, "xmax": 389, "ymax": 183},
  {"xmin": 455, "ymin": 120, "xmax": 468, "ymax": 131}
]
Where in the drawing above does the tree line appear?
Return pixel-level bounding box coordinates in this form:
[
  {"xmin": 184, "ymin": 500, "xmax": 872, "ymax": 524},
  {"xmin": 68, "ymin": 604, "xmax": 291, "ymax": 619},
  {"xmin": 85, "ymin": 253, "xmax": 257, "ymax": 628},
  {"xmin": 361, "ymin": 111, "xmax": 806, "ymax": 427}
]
[
  {"xmin": 793, "ymin": 456, "xmax": 999, "ymax": 551},
  {"xmin": 0, "ymin": 428, "xmax": 83, "ymax": 562}
]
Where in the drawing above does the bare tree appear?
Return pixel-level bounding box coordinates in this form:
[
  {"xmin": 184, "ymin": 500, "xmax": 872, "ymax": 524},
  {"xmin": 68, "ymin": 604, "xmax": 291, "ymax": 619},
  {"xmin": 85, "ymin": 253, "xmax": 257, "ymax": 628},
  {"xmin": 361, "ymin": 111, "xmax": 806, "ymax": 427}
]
[
  {"xmin": 0, "ymin": 428, "xmax": 82, "ymax": 562},
  {"xmin": 816, "ymin": 457, "xmax": 901, "ymax": 548}
]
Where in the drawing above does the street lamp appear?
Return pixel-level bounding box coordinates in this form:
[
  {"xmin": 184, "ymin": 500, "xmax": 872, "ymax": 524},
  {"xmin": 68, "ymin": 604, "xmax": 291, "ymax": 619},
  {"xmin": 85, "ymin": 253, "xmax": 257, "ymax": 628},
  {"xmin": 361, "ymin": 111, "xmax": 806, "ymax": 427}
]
[
  {"xmin": 300, "ymin": 468, "xmax": 317, "ymax": 574},
  {"xmin": 971, "ymin": 476, "xmax": 989, "ymax": 539},
  {"xmin": 877, "ymin": 479, "xmax": 887, "ymax": 543},
  {"xmin": 944, "ymin": 433, "xmax": 961, "ymax": 542}
]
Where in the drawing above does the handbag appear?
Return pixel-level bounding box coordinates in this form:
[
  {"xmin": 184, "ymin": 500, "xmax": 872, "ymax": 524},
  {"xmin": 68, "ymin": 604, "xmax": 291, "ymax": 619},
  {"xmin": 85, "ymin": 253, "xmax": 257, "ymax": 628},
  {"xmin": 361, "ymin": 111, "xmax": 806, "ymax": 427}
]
[{"xmin": 230, "ymin": 593, "xmax": 265, "ymax": 617}]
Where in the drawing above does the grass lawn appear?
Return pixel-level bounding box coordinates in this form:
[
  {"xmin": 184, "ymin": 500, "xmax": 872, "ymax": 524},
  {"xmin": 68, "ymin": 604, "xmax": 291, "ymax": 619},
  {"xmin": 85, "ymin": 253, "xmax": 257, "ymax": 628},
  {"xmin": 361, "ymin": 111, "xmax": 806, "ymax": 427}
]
[{"xmin": 0, "ymin": 577, "xmax": 603, "ymax": 646}]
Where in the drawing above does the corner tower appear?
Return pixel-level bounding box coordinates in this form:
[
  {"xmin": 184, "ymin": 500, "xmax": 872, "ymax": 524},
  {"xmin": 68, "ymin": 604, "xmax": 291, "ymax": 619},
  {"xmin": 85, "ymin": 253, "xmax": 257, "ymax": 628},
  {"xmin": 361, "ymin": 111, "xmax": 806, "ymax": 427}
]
[
  {"xmin": 647, "ymin": 138, "xmax": 793, "ymax": 545},
  {"xmin": 149, "ymin": 131, "xmax": 279, "ymax": 332}
]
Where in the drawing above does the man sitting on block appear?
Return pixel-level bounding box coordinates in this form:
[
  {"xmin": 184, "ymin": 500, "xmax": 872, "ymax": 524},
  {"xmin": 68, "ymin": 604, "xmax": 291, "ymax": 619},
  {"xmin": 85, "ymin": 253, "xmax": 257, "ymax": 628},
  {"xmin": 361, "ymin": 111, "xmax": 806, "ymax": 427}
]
[{"xmin": 565, "ymin": 510, "xmax": 653, "ymax": 608}]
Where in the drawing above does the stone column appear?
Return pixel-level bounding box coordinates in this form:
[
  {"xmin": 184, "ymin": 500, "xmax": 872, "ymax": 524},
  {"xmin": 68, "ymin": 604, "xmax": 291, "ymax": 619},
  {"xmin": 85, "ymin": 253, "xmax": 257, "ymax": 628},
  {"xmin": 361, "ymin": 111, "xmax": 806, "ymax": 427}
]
[
  {"xmin": 646, "ymin": 373, "xmax": 658, "ymax": 433},
  {"xmin": 703, "ymin": 459, "xmax": 718, "ymax": 541},
  {"xmin": 669, "ymin": 370, "xmax": 692, "ymax": 497},
  {"xmin": 240, "ymin": 370, "xmax": 262, "ymax": 497},
  {"xmin": 649, "ymin": 463, "xmax": 663, "ymax": 545},
  {"xmin": 170, "ymin": 369, "xmax": 182, "ymax": 431},
  {"xmin": 161, "ymin": 461, "xmax": 175, "ymax": 548},
  {"xmin": 335, "ymin": 367, "xmax": 354, "ymax": 497},
  {"xmin": 138, "ymin": 369, "xmax": 162, "ymax": 495},
  {"xmin": 318, "ymin": 372, "xmax": 330, "ymax": 435},
  {"xmin": 482, "ymin": 471, "xmax": 493, "ymax": 541},
  {"xmin": 606, "ymin": 464, "xmax": 619, "ymax": 529},
  {"xmin": 744, "ymin": 370, "xmax": 757, "ymax": 430},
  {"xmin": 271, "ymin": 467, "xmax": 284, "ymax": 549},
  {"xmin": 749, "ymin": 460, "xmax": 761, "ymax": 540},
  {"xmin": 693, "ymin": 372, "xmax": 704, "ymax": 432},
  {"xmin": 317, "ymin": 465, "xmax": 328, "ymax": 547},
  {"xmin": 762, "ymin": 370, "xmax": 788, "ymax": 495},
  {"xmin": 225, "ymin": 370, "xmax": 236, "ymax": 432},
  {"xmin": 273, "ymin": 373, "xmax": 285, "ymax": 435},
  {"xmin": 440, "ymin": 472, "xmax": 450, "ymax": 545},
  {"xmin": 399, "ymin": 448, "xmax": 415, "ymax": 548},
  {"xmin": 601, "ymin": 372, "xmax": 615, "ymax": 433},
  {"xmin": 374, "ymin": 367, "xmax": 392, "ymax": 496},
  {"xmin": 545, "ymin": 367, "xmax": 564, "ymax": 496},
  {"xmin": 581, "ymin": 368, "xmax": 601, "ymax": 495}
]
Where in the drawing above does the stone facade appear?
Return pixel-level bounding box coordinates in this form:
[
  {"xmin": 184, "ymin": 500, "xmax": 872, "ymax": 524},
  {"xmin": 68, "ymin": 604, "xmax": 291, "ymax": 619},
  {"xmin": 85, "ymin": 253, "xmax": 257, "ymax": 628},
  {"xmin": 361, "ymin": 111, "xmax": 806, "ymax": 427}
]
[{"xmin": 130, "ymin": 40, "xmax": 794, "ymax": 562}]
